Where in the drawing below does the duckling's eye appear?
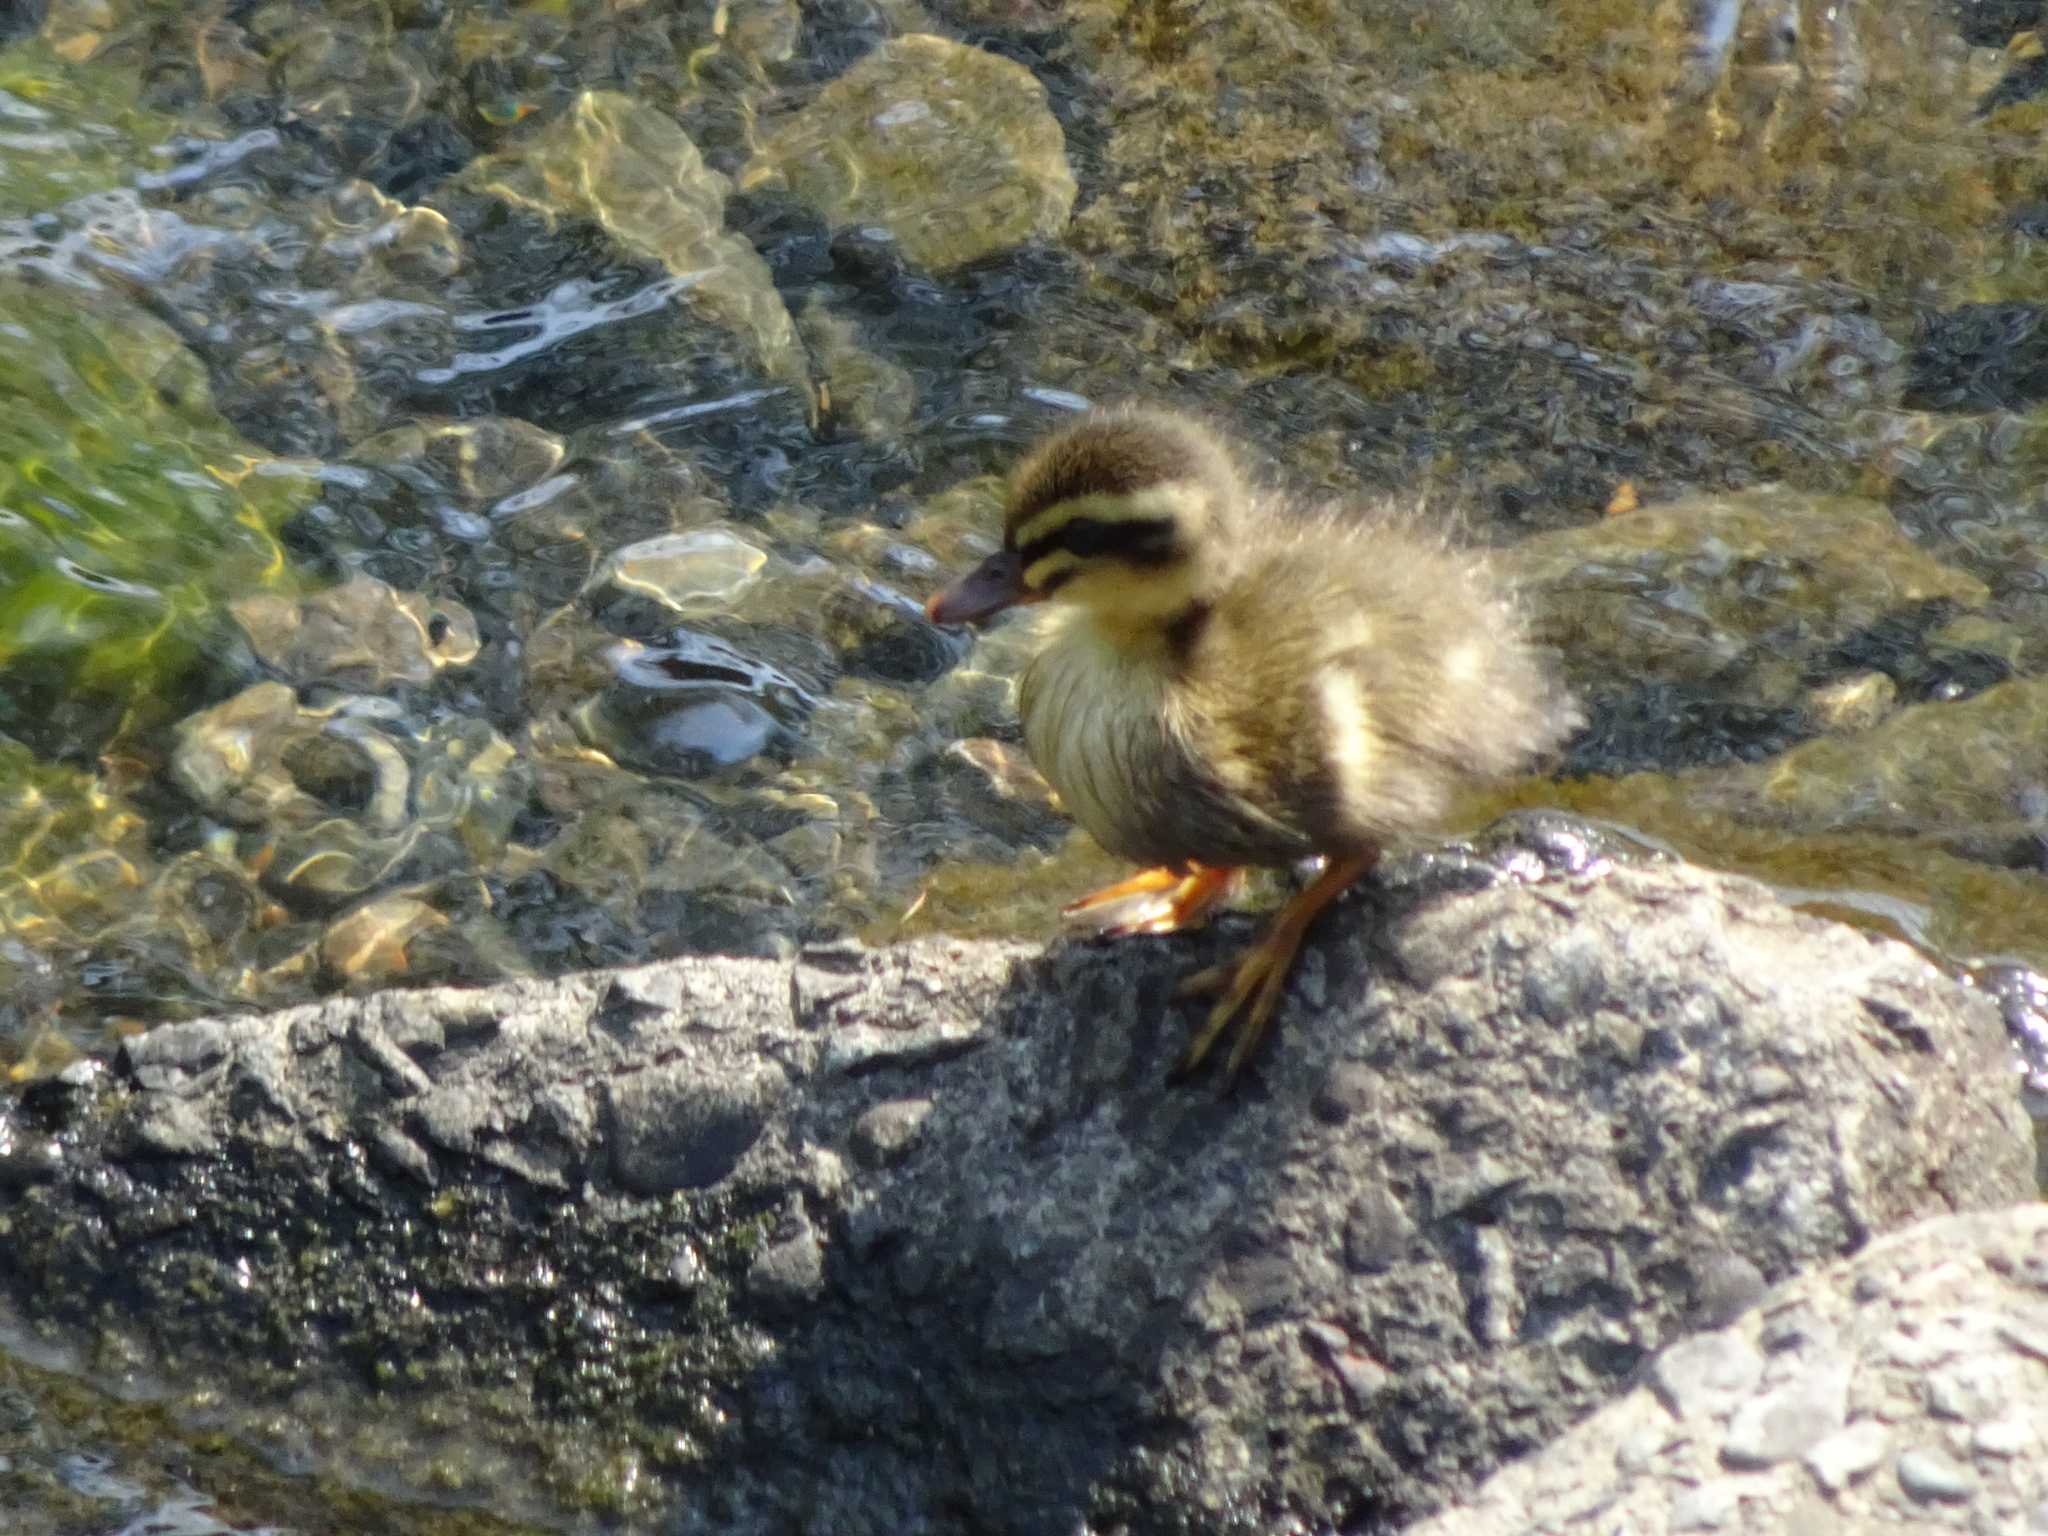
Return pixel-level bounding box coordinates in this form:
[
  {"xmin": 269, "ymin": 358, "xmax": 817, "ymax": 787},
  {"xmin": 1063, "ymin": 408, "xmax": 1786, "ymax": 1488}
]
[{"xmin": 1018, "ymin": 512, "xmax": 1179, "ymax": 570}]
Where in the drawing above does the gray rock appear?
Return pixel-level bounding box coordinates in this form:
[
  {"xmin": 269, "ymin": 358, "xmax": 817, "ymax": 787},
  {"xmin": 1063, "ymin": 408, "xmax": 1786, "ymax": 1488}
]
[
  {"xmin": 1690, "ymin": 1253, "xmax": 1769, "ymax": 1329},
  {"xmin": 122, "ymin": 1098, "xmax": 219, "ymax": 1159},
  {"xmin": 1408, "ymin": 1205, "xmax": 2048, "ymax": 1536},
  {"xmin": 122, "ymin": 1018, "xmax": 232, "ymax": 1091},
  {"xmin": 1896, "ymin": 1446, "xmax": 1977, "ymax": 1503},
  {"xmin": 3, "ymin": 851, "xmax": 2032, "ymax": 1534},
  {"xmin": 747, "ymin": 1207, "xmax": 826, "ymax": 1310},
  {"xmin": 1805, "ymin": 1416, "xmax": 1889, "ymax": 1493},
  {"xmin": 1651, "ymin": 1334, "xmax": 1765, "ymax": 1420},
  {"xmin": 1669, "ymin": 1478, "xmax": 1744, "ymax": 1530},
  {"xmin": 0, "ymin": 1123, "xmax": 62, "ymax": 1189},
  {"xmin": 607, "ymin": 1059, "xmax": 789, "ymax": 1196},
  {"xmin": 1720, "ymin": 1363, "xmax": 1849, "ymax": 1468},
  {"xmin": 849, "ymin": 1098, "xmax": 934, "ymax": 1169}
]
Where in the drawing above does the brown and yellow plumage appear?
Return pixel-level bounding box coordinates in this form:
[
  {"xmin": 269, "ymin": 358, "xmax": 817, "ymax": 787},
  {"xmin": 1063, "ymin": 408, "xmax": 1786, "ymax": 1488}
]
[{"xmin": 927, "ymin": 406, "xmax": 1579, "ymax": 1084}]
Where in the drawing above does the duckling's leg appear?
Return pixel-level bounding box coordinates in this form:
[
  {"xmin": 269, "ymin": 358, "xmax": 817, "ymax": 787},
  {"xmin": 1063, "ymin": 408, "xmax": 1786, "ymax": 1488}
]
[
  {"xmin": 1063, "ymin": 862, "xmax": 1239, "ymax": 938},
  {"xmin": 1170, "ymin": 849, "xmax": 1379, "ymax": 1086}
]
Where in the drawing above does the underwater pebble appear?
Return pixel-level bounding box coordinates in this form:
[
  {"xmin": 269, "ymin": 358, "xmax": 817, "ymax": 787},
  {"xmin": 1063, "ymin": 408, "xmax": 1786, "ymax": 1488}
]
[
  {"xmin": 603, "ymin": 527, "xmax": 769, "ymax": 615},
  {"xmin": 459, "ymin": 90, "xmax": 805, "ymax": 386},
  {"xmin": 321, "ymin": 895, "xmax": 449, "ymax": 983},
  {"xmin": 234, "ymin": 574, "xmax": 480, "ymax": 687},
  {"xmin": 1802, "ymin": 670, "xmax": 1896, "ymax": 734},
  {"xmin": 352, "ymin": 415, "xmax": 565, "ymax": 506}
]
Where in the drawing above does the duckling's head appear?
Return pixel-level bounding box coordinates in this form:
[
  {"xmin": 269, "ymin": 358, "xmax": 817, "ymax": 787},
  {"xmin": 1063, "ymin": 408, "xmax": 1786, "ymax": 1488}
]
[{"xmin": 925, "ymin": 408, "xmax": 1246, "ymax": 632}]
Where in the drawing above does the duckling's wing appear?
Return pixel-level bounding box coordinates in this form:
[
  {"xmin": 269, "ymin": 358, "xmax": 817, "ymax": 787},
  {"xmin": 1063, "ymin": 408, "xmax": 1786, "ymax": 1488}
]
[{"xmin": 1190, "ymin": 518, "xmax": 1575, "ymax": 852}]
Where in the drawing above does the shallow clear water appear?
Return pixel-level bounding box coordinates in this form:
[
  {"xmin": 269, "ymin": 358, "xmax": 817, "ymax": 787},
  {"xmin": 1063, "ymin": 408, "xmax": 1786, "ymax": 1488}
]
[{"xmin": 2, "ymin": 0, "xmax": 2045, "ymax": 1525}]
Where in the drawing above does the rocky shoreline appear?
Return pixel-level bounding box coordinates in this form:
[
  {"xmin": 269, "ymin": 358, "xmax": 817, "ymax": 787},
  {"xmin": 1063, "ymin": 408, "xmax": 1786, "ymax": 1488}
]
[{"xmin": 0, "ymin": 829, "xmax": 2035, "ymax": 1533}]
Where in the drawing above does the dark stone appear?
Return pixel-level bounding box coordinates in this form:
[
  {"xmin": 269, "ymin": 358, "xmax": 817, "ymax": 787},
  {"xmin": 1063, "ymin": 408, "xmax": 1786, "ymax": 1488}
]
[
  {"xmin": 1905, "ymin": 302, "xmax": 2048, "ymax": 413},
  {"xmin": 607, "ymin": 1061, "xmax": 785, "ymax": 1195}
]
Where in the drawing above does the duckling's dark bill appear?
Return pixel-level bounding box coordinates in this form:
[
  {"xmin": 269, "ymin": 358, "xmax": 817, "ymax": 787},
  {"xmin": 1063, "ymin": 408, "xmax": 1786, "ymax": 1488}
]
[{"xmin": 925, "ymin": 549, "xmax": 1045, "ymax": 626}]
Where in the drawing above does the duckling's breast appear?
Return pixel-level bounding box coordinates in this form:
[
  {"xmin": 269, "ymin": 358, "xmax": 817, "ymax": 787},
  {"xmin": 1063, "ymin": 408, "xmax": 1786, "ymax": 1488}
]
[
  {"xmin": 1017, "ymin": 614, "xmax": 1316, "ymax": 869},
  {"xmin": 1018, "ymin": 619, "xmax": 1167, "ymax": 863}
]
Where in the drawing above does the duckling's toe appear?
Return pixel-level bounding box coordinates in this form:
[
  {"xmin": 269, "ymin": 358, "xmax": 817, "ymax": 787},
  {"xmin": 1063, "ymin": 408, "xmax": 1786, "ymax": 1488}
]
[
  {"xmin": 1167, "ymin": 847, "xmax": 1378, "ymax": 1088},
  {"xmin": 1170, "ymin": 961, "xmax": 1233, "ymax": 1000},
  {"xmin": 1170, "ymin": 939, "xmax": 1293, "ymax": 1087}
]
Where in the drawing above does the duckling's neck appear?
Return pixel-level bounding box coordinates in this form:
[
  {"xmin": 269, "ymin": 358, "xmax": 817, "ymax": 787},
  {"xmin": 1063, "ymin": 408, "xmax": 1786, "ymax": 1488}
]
[
  {"xmin": 1162, "ymin": 600, "xmax": 1211, "ymax": 668},
  {"xmin": 1060, "ymin": 598, "xmax": 1208, "ymax": 677}
]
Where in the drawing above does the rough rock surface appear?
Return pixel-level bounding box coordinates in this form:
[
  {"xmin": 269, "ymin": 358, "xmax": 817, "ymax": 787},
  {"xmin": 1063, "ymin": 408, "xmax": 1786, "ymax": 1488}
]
[
  {"xmin": 1410, "ymin": 1204, "xmax": 2048, "ymax": 1535},
  {"xmin": 0, "ymin": 829, "xmax": 2032, "ymax": 1533}
]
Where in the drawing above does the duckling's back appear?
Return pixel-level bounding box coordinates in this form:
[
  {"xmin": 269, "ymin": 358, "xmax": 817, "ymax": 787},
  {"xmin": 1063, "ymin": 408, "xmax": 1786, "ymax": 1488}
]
[{"xmin": 1173, "ymin": 506, "xmax": 1578, "ymax": 861}]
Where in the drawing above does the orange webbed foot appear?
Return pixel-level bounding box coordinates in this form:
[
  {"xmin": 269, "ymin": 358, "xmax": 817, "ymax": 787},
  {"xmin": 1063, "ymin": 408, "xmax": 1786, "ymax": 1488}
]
[
  {"xmin": 1063, "ymin": 863, "xmax": 1240, "ymax": 939},
  {"xmin": 1170, "ymin": 849, "xmax": 1379, "ymax": 1089}
]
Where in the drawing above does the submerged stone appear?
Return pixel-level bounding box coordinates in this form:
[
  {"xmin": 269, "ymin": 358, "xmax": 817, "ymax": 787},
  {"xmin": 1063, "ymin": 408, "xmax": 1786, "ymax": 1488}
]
[
  {"xmin": 740, "ymin": 34, "xmax": 1076, "ymax": 271},
  {"xmin": 1498, "ymin": 767, "xmax": 2048, "ymax": 973},
  {"xmin": 232, "ymin": 574, "xmax": 480, "ymax": 688},
  {"xmin": 602, "ymin": 528, "xmax": 770, "ymax": 616},
  {"xmin": 312, "ymin": 182, "xmax": 463, "ymax": 286},
  {"xmin": 798, "ymin": 294, "xmax": 918, "ymax": 442},
  {"xmin": 1691, "ymin": 673, "xmax": 2048, "ymax": 861},
  {"xmin": 172, "ymin": 684, "xmax": 529, "ymax": 910},
  {"xmin": 321, "ymin": 893, "xmax": 450, "ymax": 984},
  {"xmin": 351, "ymin": 416, "xmax": 567, "ymax": 508},
  {"xmin": 585, "ymin": 629, "xmax": 813, "ymax": 776},
  {"xmin": 459, "ymin": 89, "xmax": 805, "ymax": 387},
  {"xmin": 1906, "ymin": 301, "xmax": 2048, "ymax": 412},
  {"xmin": 1507, "ymin": 487, "xmax": 1990, "ymax": 706}
]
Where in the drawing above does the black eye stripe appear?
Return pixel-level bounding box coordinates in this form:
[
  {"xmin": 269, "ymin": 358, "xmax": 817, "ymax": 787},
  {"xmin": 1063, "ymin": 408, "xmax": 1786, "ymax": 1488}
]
[
  {"xmin": 1034, "ymin": 563, "xmax": 1077, "ymax": 595},
  {"xmin": 1017, "ymin": 514, "xmax": 1179, "ymax": 569}
]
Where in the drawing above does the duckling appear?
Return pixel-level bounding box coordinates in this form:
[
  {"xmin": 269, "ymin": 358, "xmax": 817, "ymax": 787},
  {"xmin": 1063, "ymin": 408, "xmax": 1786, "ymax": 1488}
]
[{"xmin": 924, "ymin": 407, "xmax": 1579, "ymax": 1084}]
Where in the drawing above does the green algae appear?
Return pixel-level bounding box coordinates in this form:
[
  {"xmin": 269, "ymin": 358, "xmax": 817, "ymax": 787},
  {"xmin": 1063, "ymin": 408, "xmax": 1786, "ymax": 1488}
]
[
  {"xmin": 0, "ymin": 37, "xmax": 187, "ymax": 214},
  {"xmin": 4, "ymin": 1139, "xmax": 783, "ymax": 1528},
  {"xmin": 0, "ymin": 1344, "xmax": 552, "ymax": 1536},
  {"xmin": 0, "ymin": 283, "xmax": 307, "ymax": 751}
]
